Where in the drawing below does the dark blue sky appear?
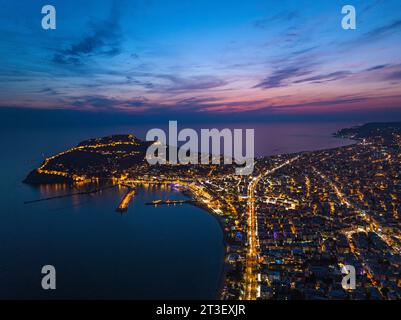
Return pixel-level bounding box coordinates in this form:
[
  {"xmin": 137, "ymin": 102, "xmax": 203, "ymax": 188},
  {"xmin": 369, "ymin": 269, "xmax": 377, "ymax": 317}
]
[{"xmin": 1, "ymin": 0, "xmax": 401, "ymax": 122}]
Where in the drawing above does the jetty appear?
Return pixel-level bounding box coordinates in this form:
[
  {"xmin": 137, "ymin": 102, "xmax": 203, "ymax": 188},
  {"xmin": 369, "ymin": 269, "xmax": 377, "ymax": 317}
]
[
  {"xmin": 116, "ymin": 188, "xmax": 136, "ymax": 212},
  {"xmin": 146, "ymin": 199, "xmax": 196, "ymax": 206},
  {"xmin": 24, "ymin": 185, "xmax": 116, "ymax": 204}
]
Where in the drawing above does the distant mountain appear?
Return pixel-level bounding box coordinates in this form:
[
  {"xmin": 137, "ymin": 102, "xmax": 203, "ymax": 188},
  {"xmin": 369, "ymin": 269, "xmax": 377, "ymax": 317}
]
[{"xmin": 335, "ymin": 122, "xmax": 401, "ymax": 141}]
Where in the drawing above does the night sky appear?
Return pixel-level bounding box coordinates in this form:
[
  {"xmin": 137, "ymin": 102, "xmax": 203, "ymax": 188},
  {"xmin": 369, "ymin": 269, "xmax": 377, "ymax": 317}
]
[{"xmin": 1, "ymin": 0, "xmax": 401, "ymax": 122}]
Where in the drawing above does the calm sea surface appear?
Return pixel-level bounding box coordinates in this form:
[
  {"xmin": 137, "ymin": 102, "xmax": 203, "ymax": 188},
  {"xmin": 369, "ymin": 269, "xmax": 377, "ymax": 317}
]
[{"xmin": 0, "ymin": 121, "xmax": 354, "ymax": 299}]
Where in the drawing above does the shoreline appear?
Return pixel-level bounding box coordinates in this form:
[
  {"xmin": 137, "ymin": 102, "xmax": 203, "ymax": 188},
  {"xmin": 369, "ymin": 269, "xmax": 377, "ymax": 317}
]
[
  {"xmin": 183, "ymin": 192, "xmax": 230, "ymax": 300},
  {"xmin": 192, "ymin": 202, "xmax": 228, "ymax": 300}
]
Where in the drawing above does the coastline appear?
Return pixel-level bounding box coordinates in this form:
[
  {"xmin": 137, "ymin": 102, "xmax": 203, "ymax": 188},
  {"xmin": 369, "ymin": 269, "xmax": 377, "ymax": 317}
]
[
  {"xmin": 194, "ymin": 202, "xmax": 228, "ymax": 299},
  {"xmin": 183, "ymin": 191, "xmax": 229, "ymax": 300}
]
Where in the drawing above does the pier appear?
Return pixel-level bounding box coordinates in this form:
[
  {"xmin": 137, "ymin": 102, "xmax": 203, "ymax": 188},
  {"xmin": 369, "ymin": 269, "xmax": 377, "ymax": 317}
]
[
  {"xmin": 116, "ymin": 188, "xmax": 136, "ymax": 212},
  {"xmin": 24, "ymin": 185, "xmax": 116, "ymax": 204},
  {"xmin": 146, "ymin": 199, "xmax": 196, "ymax": 206}
]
